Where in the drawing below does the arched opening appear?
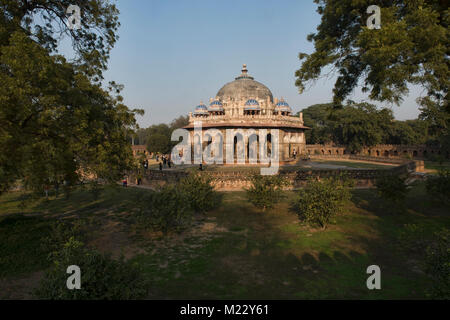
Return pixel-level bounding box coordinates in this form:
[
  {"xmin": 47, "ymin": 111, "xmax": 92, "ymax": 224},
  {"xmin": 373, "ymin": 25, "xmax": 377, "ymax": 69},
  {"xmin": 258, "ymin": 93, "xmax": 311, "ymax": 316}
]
[
  {"xmin": 413, "ymin": 150, "xmax": 418, "ymax": 157},
  {"xmin": 247, "ymin": 134, "xmax": 258, "ymax": 163},
  {"xmin": 233, "ymin": 133, "xmax": 245, "ymax": 163}
]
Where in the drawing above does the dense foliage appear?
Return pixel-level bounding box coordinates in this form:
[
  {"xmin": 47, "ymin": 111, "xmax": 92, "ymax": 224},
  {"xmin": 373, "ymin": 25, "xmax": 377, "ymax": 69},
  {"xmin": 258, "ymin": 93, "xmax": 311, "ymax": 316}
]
[
  {"xmin": 133, "ymin": 116, "xmax": 189, "ymax": 154},
  {"xmin": 291, "ymin": 176, "xmax": 353, "ymax": 228},
  {"xmin": 0, "ymin": 1, "xmax": 142, "ymax": 193},
  {"xmin": 426, "ymin": 169, "xmax": 450, "ymax": 205},
  {"xmin": 397, "ymin": 224, "xmax": 450, "ymax": 299},
  {"xmin": 245, "ymin": 174, "xmax": 287, "ymax": 211},
  {"xmin": 425, "ymin": 228, "xmax": 450, "ymax": 299},
  {"xmin": 375, "ymin": 174, "xmax": 410, "ymax": 211},
  {"xmin": 138, "ymin": 185, "xmax": 192, "ymax": 235},
  {"xmin": 137, "ymin": 173, "xmax": 221, "ymax": 234},
  {"xmin": 34, "ymin": 237, "xmax": 148, "ymax": 300},
  {"xmin": 300, "ymin": 102, "xmax": 434, "ymax": 152},
  {"xmin": 178, "ymin": 172, "xmax": 222, "ymax": 214},
  {"xmin": 296, "ymin": 0, "xmax": 449, "ymax": 153}
]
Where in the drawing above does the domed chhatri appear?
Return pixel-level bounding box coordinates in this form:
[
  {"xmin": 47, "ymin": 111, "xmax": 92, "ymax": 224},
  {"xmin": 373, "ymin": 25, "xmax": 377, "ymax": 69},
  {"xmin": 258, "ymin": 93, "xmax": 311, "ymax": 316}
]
[
  {"xmin": 244, "ymin": 99, "xmax": 260, "ymax": 110},
  {"xmin": 274, "ymin": 98, "xmax": 292, "ymax": 115},
  {"xmin": 194, "ymin": 102, "xmax": 208, "ymax": 116},
  {"xmin": 184, "ymin": 64, "xmax": 309, "ymax": 163}
]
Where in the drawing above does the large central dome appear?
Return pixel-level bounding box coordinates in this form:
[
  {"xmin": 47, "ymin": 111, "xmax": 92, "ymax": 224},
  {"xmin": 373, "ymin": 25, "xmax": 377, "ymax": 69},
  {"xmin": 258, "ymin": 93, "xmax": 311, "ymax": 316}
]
[{"xmin": 216, "ymin": 65, "xmax": 273, "ymax": 103}]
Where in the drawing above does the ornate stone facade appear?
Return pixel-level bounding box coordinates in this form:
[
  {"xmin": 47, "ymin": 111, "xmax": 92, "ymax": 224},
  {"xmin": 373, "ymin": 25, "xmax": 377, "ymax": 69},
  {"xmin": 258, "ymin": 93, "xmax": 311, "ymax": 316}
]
[{"xmin": 183, "ymin": 65, "xmax": 309, "ymax": 164}]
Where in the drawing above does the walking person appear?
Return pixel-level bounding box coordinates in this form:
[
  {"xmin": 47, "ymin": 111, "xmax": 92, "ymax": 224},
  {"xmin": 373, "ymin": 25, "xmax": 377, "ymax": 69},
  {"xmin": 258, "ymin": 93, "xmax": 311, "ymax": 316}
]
[
  {"xmin": 122, "ymin": 177, "xmax": 127, "ymax": 187},
  {"xmin": 159, "ymin": 162, "xmax": 162, "ymax": 171}
]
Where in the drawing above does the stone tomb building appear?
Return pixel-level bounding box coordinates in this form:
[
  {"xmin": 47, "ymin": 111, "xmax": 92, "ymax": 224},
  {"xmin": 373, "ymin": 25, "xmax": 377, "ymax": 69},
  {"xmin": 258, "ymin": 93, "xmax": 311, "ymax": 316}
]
[{"xmin": 183, "ymin": 65, "xmax": 309, "ymax": 164}]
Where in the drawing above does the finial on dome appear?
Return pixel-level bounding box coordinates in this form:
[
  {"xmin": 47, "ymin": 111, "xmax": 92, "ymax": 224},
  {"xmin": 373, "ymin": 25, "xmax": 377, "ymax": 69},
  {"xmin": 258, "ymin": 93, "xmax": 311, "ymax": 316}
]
[{"xmin": 235, "ymin": 64, "xmax": 254, "ymax": 80}]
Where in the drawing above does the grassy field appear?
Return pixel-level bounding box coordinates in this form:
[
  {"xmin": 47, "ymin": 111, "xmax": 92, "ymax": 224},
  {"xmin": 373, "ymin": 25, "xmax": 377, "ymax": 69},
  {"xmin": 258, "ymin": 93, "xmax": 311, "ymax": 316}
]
[
  {"xmin": 424, "ymin": 161, "xmax": 450, "ymax": 172},
  {"xmin": 0, "ymin": 182, "xmax": 448, "ymax": 299}
]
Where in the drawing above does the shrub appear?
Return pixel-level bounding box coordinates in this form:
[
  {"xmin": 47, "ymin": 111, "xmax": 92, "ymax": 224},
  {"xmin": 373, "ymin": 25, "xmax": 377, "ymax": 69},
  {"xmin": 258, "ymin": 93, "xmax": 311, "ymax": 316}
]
[
  {"xmin": 245, "ymin": 174, "xmax": 287, "ymax": 211},
  {"xmin": 397, "ymin": 224, "xmax": 449, "ymax": 299},
  {"xmin": 178, "ymin": 173, "xmax": 222, "ymax": 214},
  {"xmin": 426, "ymin": 169, "xmax": 450, "ymax": 205},
  {"xmin": 41, "ymin": 220, "xmax": 87, "ymax": 259},
  {"xmin": 138, "ymin": 185, "xmax": 193, "ymax": 234},
  {"xmin": 290, "ymin": 176, "xmax": 353, "ymax": 229},
  {"xmin": 397, "ymin": 223, "xmax": 430, "ymax": 255},
  {"xmin": 425, "ymin": 228, "xmax": 450, "ymax": 299},
  {"xmin": 34, "ymin": 237, "xmax": 148, "ymax": 300},
  {"xmin": 375, "ymin": 174, "xmax": 409, "ymax": 211}
]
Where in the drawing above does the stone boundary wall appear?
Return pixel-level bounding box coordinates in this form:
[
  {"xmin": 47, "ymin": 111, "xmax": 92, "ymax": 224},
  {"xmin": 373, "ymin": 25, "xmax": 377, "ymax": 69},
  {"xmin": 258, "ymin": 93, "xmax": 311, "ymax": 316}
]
[
  {"xmin": 305, "ymin": 144, "xmax": 447, "ymax": 159},
  {"xmin": 136, "ymin": 158, "xmax": 422, "ymax": 191}
]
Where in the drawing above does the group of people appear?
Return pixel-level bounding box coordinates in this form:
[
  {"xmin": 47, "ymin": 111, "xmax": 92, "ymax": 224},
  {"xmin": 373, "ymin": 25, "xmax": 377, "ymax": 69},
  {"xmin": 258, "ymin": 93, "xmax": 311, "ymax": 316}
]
[{"xmin": 156, "ymin": 154, "xmax": 172, "ymax": 170}]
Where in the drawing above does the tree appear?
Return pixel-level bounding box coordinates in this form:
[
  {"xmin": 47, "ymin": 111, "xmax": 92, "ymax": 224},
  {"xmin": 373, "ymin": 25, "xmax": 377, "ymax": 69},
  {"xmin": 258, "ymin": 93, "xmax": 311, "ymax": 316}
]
[
  {"xmin": 137, "ymin": 185, "xmax": 193, "ymax": 235},
  {"xmin": 1, "ymin": 0, "xmax": 120, "ymax": 81},
  {"xmin": 0, "ymin": 1, "xmax": 141, "ymax": 193},
  {"xmin": 178, "ymin": 172, "xmax": 222, "ymax": 214},
  {"xmin": 299, "ymin": 103, "xmax": 334, "ymax": 144},
  {"xmin": 34, "ymin": 237, "xmax": 148, "ymax": 299},
  {"xmin": 146, "ymin": 133, "xmax": 171, "ymax": 154},
  {"xmin": 375, "ymin": 174, "xmax": 410, "ymax": 212},
  {"xmin": 245, "ymin": 174, "xmax": 287, "ymax": 211},
  {"xmin": 426, "ymin": 169, "xmax": 450, "ymax": 205},
  {"xmin": 290, "ymin": 176, "xmax": 353, "ymax": 229},
  {"xmin": 170, "ymin": 115, "xmax": 190, "ymax": 131},
  {"xmin": 295, "ymin": 1, "xmax": 449, "ymax": 150},
  {"xmin": 330, "ymin": 102, "xmax": 394, "ymax": 152}
]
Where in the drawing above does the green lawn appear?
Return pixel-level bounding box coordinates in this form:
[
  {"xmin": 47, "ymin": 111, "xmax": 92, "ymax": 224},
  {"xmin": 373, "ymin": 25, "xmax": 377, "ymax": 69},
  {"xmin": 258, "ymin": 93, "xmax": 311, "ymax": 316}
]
[
  {"xmin": 424, "ymin": 161, "xmax": 450, "ymax": 172},
  {"xmin": 312, "ymin": 160, "xmax": 395, "ymax": 169},
  {"xmin": 0, "ymin": 182, "xmax": 448, "ymax": 299}
]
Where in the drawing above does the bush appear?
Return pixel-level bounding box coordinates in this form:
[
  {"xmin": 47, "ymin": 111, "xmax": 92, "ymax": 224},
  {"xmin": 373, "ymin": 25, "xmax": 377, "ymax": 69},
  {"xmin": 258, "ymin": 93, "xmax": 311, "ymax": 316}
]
[
  {"xmin": 397, "ymin": 224, "xmax": 449, "ymax": 299},
  {"xmin": 426, "ymin": 169, "xmax": 450, "ymax": 205},
  {"xmin": 290, "ymin": 176, "xmax": 353, "ymax": 229},
  {"xmin": 245, "ymin": 174, "xmax": 287, "ymax": 211},
  {"xmin": 178, "ymin": 173, "xmax": 222, "ymax": 214},
  {"xmin": 34, "ymin": 237, "xmax": 148, "ymax": 300},
  {"xmin": 375, "ymin": 174, "xmax": 409, "ymax": 211},
  {"xmin": 138, "ymin": 185, "xmax": 193, "ymax": 234},
  {"xmin": 41, "ymin": 220, "xmax": 87, "ymax": 259},
  {"xmin": 397, "ymin": 224, "xmax": 430, "ymax": 255},
  {"xmin": 425, "ymin": 228, "xmax": 450, "ymax": 299}
]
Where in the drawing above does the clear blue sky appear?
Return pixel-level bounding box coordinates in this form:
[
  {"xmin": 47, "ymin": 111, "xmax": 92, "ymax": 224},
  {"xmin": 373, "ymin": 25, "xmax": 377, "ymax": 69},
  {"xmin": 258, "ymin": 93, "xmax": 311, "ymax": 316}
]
[{"xmin": 99, "ymin": 0, "xmax": 423, "ymax": 127}]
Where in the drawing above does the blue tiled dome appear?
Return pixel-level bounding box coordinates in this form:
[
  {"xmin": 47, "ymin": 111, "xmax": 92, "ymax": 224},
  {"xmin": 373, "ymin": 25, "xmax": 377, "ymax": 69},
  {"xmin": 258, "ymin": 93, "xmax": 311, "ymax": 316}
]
[
  {"xmin": 275, "ymin": 99, "xmax": 291, "ymax": 112},
  {"xmin": 209, "ymin": 100, "xmax": 224, "ymax": 112},
  {"xmin": 194, "ymin": 103, "xmax": 208, "ymax": 114},
  {"xmin": 210, "ymin": 100, "xmax": 223, "ymax": 107},
  {"xmin": 244, "ymin": 99, "xmax": 260, "ymax": 111},
  {"xmin": 245, "ymin": 99, "xmax": 259, "ymax": 106}
]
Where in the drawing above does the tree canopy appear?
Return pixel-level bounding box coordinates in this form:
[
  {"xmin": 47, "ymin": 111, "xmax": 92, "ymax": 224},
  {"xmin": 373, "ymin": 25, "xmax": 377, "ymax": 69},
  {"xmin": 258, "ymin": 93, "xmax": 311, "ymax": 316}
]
[
  {"xmin": 300, "ymin": 102, "xmax": 431, "ymax": 152},
  {"xmin": 0, "ymin": 1, "xmax": 141, "ymax": 192},
  {"xmin": 295, "ymin": 0, "xmax": 449, "ymax": 150}
]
